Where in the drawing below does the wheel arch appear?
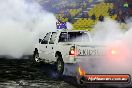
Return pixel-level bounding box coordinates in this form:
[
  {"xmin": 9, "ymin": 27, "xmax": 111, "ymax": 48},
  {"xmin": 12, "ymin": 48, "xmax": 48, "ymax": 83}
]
[{"xmin": 34, "ymin": 48, "xmax": 38, "ymax": 53}]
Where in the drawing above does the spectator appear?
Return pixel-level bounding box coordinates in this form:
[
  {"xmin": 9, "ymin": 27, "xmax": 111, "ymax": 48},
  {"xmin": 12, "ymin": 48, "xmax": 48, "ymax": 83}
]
[
  {"xmin": 108, "ymin": 7, "xmax": 112, "ymax": 12},
  {"xmin": 105, "ymin": 0, "xmax": 110, "ymax": 4},
  {"xmin": 81, "ymin": 12, "xmax": 85, "ymax": 18},
  {"xmin": 122, "ymin": 9, "xmax": 129, "ymax": 18},
  {"xmin": 82, "ymin": 12, "xmax": 89, "ymax": 19},
  {"xmin": 121, "ymin": 16, "xmax": 126, "ymax": 23},
  {"xmin": 108, "ymin": 7, "xmax": 112, "ymax": 16},
  {"xmin": 123, "ymin": 2, "xmax": 129, "ymax": 12},
  {"xmin": 68, "ymin": 13, "xmax": 72, "ymax": 22},
  {"xmin": 116, "ymin": 10, "xmax": 126, "ymax": 23},
  {"xmin": 91, "ymin": 13, "xmax": 96, "ymax": 21},
  {"xmin": 108, "ymin": 7, "xmax": 115, "ymax": 16},
  {"xmin": 123, "ymin": 2, "xmax": 128, "ymax": 8},
  {"xmin": 99, "ymin": 15, "xmax": 104, "ymax": 22},
  {"xmin": 86, "ymin": 13, "xmax": 89, "ymax": 19}
]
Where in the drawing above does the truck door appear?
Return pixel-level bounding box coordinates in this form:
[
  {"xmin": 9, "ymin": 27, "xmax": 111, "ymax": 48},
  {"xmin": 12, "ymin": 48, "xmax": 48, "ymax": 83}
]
[
  {"xmin": 48, "ymin": 32, "xmax": 57, "ymax": 62},
  {"xmin": 39, "ymin": 32, "xmax": 51, "ymax": 60}
]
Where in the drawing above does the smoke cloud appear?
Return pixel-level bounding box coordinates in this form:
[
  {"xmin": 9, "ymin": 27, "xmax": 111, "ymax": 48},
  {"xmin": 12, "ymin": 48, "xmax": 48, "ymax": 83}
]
[
  {"xmin": 0, "ymin": 0, "xmax": 68, "ymax": 58},
  {"xmin": 76, "ymin": 18, "xmax": 132, "ymax": 87},
  {"xmin": 90, "ymin": 18, "xmax": 132, "ymax": 74}
]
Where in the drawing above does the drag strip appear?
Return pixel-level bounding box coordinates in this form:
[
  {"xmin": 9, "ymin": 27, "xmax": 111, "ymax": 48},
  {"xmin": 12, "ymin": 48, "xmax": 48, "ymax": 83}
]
[
  {"xmin": 0, "ymin": 57, "xmax": 76, "ymax": 88},
  {"xmin": 0, "ymin": 57, "xmax": 129, "ymax": 88}
]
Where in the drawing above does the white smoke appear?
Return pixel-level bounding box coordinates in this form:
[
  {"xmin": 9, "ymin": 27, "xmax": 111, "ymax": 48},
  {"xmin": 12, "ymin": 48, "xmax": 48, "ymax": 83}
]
[
  {"xmin": 93, "ymin": 18, "xmax": 124, "ymax": 43},
  {"xmin": 74, "ymin": 18, "xmax": 132, "ymax": 87},
  {"xmin": 90, "ymin": 18, "xmax": 132, "ymax": 74},
  {"xmin": 0, "ymin": 0, "xmax": 72, "ymax": 58}
]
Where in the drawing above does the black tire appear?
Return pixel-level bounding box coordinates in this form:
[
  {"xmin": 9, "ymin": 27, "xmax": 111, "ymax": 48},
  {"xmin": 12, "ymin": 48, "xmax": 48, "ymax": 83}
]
[
  {"xmin": 55, "ymin": 55, "xmax": 64, "ymax": 77},
  {"xmin": 33, "ymin": 50, "xmax": 44, "ymax": 67},
  {"xmin": 33, "ymin": 49, "xmax": 40, "ymax": 63},
  {"xmin": 33, "ymin": 53, "xmax": 40, "ymax": 63}
]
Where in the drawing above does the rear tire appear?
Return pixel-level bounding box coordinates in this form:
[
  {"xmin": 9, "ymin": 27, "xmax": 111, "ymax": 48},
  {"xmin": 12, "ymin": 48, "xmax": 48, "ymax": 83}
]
[{"xmin": 55, "ymin": 55, "xmax": 64, "ymax": 77}]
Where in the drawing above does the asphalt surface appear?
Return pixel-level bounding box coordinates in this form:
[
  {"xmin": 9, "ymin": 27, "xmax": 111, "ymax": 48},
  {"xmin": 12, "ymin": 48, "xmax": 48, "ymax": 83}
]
[
  {"xmin": 0, "ymin": 57, "xmax": 76, "ymax": 88},
  {"xmin": 0, "ymin": 57, "xmax": 131, "ymax": 88}
]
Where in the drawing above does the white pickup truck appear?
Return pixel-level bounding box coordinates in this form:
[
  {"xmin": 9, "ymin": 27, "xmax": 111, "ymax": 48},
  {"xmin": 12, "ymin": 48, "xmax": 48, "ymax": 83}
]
[
  {"xmin": 33, "ymin": 30, "xmax": 132, "ymax": 87},
  {"xmin": 33, "ymin": 30, "xmax": 106, "ymax": 84}
]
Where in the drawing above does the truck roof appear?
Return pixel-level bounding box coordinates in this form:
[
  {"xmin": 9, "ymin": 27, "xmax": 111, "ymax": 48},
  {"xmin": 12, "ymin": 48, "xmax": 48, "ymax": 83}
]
[{"xmin": 56, "ymin": 29, "xmax": 89, "ymax": 32}]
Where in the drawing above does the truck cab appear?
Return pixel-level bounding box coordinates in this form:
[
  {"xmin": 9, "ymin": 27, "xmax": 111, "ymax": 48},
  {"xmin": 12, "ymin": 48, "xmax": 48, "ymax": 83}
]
[{"xmin": 33, "ymin": 30, "xmax": 91, "ymax": 76}]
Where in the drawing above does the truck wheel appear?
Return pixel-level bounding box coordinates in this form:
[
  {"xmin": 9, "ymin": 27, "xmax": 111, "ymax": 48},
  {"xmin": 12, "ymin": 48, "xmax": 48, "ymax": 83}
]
[
  {"xmin": 55, "ymin": 55, "xmax": 64, "ymax": 77},
  {"xmin": 33, "ymin": 50, "xmax": 40, "ymax": 63},
  {"xmin": 34, "ymin": 53, "xmax": 40, "ymax": 63}
]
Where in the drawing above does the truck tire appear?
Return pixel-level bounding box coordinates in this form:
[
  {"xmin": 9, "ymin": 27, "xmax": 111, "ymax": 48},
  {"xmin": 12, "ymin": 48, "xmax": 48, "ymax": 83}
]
[
  {"xmin": 34, "ymin": 53, "xmax": 40, "ymax": 63},
  {"xmin": 55, "ymin": 54, "xmax": 64, "ymax": 77},
  {"xmin": 33, "ymin": 49, "xmax": 40, "ymax": 63}
]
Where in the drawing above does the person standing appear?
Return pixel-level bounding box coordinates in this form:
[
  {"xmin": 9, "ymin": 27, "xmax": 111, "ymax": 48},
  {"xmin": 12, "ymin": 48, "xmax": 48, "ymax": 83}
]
[
  {"xmin": 99, "ymin": 15, "xmax": 104, "ymax": 22},
  {"xmin": 91, "ymin": 13, "xmax": 96, "ymax": 21}
]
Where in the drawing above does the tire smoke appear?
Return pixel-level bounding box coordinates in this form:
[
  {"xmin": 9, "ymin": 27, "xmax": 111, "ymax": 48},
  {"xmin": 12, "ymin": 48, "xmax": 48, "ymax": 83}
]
[
  {"xmin": 0, "ymin": 0, "xmax": 73, "ymax": 58},
  {"xmin": 91, "ymin": 18, "xmax": 132, "ymax": 74}
]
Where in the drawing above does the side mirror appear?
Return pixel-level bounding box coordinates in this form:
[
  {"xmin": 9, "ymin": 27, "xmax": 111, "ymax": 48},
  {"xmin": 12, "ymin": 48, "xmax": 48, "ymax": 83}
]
[{"xmin": 39, "ymin": 39, "xmax": 42, "ymax": 43}]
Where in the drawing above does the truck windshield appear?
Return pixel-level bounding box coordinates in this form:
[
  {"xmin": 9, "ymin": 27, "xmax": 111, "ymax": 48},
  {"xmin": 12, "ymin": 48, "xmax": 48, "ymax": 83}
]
[{"xmin": 59, "ymin": 32, "xmax": 89, "ymax": 42}]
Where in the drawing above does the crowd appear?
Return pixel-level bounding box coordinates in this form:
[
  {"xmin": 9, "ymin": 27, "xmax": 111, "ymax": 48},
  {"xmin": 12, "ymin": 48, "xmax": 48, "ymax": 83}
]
[
  {"xmin": 80, "ymin": 0, "xmax": 130, "ymax": 23},
  {"xmin": 115, "ymin": 1, "xmax": 129, "ymax": 23},
  {"xmin": 39, "ymin": 0, "xmax": 130, "ymax": 26},
  {"xmin": 55, "ymin": 0, "xmax": 91, "ymax": 22},
  {"xmin": 81, "ymin": 12, "xmax": 105, "ymax": 22}
]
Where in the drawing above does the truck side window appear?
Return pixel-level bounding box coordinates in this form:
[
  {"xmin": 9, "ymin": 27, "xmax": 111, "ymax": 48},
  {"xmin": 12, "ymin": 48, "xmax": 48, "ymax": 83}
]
[
  {"xmin": 59, "ymin": 32, "xmax": 68, "ymax": 42},
  {"xmin": 41, "ymin": 32, "xmax": 51, "ymax": 44},
  {"xmin": 59, "ymin": 32, "xmax": 89, "ymax": 42},
  {"xmin": 49, "ymin": 32, "xmax": 56, "ymax": 44}
]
